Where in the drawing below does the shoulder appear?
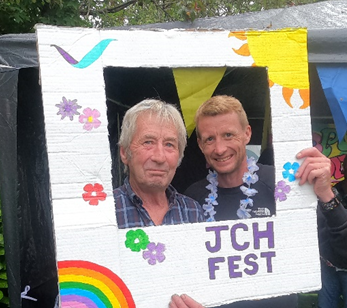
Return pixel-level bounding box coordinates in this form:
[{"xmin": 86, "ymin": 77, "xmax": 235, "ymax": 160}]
[
  {"xmin": 184, "ymin": 178, "xmax": 209, "ymax": 201},
  {"xmin": 175, "ymin": 191, "xmax": 201, "ymax": 206},
  {"xmin": 168, "ymin": 184, "xmax": 202, "ymax": 207},
  {"xmin": 113, "ymin": 184, "xmax": 133, "ymax": 209},
  {"xmin": 113, "ymin": 184, "xmax": 127, "ymax": 198},
  {"xmin": 256, "ymin": 163, "xmax": 275, "ymax": 187},
  {"xmin": 173, "ymin": 191, "xmax": 205, "ymax": 222},
  {"xmin": 185, "ymin": 178, "xmax": 209, "ymax": 193},
  {"xmin": 257, "ymin": 163, "xmax": 274, "ymax": 175}
]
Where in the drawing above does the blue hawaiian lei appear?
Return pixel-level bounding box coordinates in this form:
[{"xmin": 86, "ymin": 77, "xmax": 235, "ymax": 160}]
[{"xmin": 203, "ymin": 157, "xmax": 259, "ymax": 221}]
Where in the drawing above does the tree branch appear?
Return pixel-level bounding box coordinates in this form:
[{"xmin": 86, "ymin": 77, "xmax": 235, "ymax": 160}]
[
  {"xmin": 80, "ymin": 0, "xmax": 138, "ymax": 16},
  {"xmin": 105, "ymin": 0, "xmax": 138, "ymax": 13},
  {"xmin": 151, "ymin": 0, "xmax": 175, "ymax": 22}
]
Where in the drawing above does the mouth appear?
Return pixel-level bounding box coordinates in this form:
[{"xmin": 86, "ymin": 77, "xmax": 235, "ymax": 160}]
[
  {"xmin": 215, "ymin": 155, "xmax": 232, "ymax": 162},
  {"xmin": 147, "ymin": 169, "xmax": 167, "ymax": 175}
]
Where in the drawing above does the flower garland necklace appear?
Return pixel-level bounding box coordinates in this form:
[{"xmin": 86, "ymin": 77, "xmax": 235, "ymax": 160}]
[{"xmin": 203, "ymin": 157, "xmax": 259, "ymax": 221}]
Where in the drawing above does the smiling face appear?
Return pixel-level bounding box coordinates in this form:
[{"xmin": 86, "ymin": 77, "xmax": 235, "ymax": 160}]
[
  {"xmin": 197, "ymin": 112, "xmax": 251, "ymax": 187},
  {"xmin": 120, "ymin": 113, "xmax": 180, "ymax": 194}
]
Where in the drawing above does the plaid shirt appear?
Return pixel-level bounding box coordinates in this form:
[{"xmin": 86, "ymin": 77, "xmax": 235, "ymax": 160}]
[{"xmin": 114, "ymin": 177, "xmax": 205, "ymax": 229}]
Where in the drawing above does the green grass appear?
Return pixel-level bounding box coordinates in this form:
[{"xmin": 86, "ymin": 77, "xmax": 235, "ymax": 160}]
[{"xmin": 0, "ymin": 206, "xmax": 9, "ymax": 306}]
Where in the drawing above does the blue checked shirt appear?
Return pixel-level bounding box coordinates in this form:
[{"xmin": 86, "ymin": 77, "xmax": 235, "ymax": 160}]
[{"xmin": 114, "ymin": 177, "xmax": 205, "ymax": 229}]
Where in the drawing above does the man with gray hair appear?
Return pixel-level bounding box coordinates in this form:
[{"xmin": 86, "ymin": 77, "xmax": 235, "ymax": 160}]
[{"xmin": 114, "ymin": 98, "xmax": 204, "ymax": 228}]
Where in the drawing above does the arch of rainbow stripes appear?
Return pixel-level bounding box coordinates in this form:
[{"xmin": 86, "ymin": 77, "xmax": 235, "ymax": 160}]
[{"xmin": 58, "ymin": 260, "xmax": 135, "ymax": 308}]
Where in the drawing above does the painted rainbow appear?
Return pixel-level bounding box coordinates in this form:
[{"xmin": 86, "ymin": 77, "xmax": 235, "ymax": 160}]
[{"xmin": 58, "ymin": 260, "xmax": 135, "ymax": 308}]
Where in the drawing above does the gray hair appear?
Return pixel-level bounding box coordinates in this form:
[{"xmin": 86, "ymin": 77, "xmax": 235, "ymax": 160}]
[{"xmin": 118, "ymin": 99, "xmax": 187, "ymax": 172}]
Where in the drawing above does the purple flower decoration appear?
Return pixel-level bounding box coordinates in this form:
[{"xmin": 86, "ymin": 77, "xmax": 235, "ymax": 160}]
[
  {"xmin": 282, "ymin": 162, "xmax": 300, "ymax": 182},
  {"xmin": 142, "ymin": 242, "xmax": 166, "ymax": 265},
  {"xmin": 275, "ymin": 180, "xmax": 291, "ymax": 201},
  {"xmin": 55, "ymin": 97, "xmax": 81, "ymax": 120},
  {"xmin": 79, "ymin": 108, "xmax": 101, "ymax": 131}
]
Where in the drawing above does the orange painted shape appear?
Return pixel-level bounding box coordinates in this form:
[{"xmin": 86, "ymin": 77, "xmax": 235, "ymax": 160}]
[
  {"xmin": 232, "ymin": 43, "xmax": 250, "ymax": 56},
  {"xmin": 282, "ymin": 87, "xmax": 294, "ymax": 108},
  {"xmin": 228, "ymin": 31, "xmax": 247, "ymax": 40},
  {"xmin": 299, "ymin": 88, "xmax": 310, "ymax": 109}
]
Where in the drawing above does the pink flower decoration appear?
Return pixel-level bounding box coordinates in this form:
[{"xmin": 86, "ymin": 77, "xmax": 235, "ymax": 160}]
[
  {"xmin": 79, "ymin": 108, "xmax": 101, "ymax": 131},
  {"xmin": 82, "ymin": 183, "xmax": 107, "ymax": 205}
]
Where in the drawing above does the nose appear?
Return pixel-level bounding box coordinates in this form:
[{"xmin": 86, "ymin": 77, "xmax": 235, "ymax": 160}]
[
  {"xmin": 214, "ymin": 138, "xmax": 227, "ymax": 155},
  {"xmin": 152, "ymin": 144, "xmax": 166, "ymax": 163}
]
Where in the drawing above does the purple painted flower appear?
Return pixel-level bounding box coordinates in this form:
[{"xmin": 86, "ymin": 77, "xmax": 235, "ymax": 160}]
[
  {"xmin": 55, "ymin": 97, "xmax": 81, "ymax": 120},
  {"xmin": 275, "ymin": 180, "xmax": 291, "ymax": 201},
  {"xmin": 142, "ymin": 242, "xmax": 166, "ymax": 265},
  {"xmin": 282, "ymin": 162, "xmax": 300, "ymax": 182},
  {"xmin": 79, "ymin": 108, "xmax": 101, "ymax": 131}
]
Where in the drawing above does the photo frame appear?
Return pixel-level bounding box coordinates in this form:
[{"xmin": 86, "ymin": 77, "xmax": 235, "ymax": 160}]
[{"xmin": 36, "ymin": 25, "xmax": 319, "ymax": 307}]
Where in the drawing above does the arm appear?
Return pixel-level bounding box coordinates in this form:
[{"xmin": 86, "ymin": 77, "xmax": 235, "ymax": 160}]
[
  {"xmin": 296, "ymin": 147, "xmax": 347, "ymax": 267},
  {"xmin": 169, "ymin": 294, "xmax": 205, "ymax": 308},
  {"xmin": 295, "ymin": 147, "xmax": 334, "ymax": 202},
  {"xmin": 318, "ymin": 195, "xmax": 347, "ymax": 268}
]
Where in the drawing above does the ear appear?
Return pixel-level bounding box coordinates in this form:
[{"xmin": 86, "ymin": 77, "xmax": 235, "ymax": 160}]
[
  {"xmin": 245, "ymin": 125, "xmax": 252, "ymax": 145},
  {"xmin": 120, "ymin": 146, "xmax": 129, "ymax": 165}
]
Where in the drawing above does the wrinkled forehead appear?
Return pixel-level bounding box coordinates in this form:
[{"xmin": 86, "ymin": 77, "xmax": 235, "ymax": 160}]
[
  {"xmin": 137, "ymin": 110, "xmax": 174, "ymax": 126},
  {"xmin": 136, "ymin": 111, "xmax": 178, "ymax": 135}
]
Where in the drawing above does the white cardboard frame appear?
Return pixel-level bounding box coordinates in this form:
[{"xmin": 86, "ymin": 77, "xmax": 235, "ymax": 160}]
[{"xmin": 35, "ymin": 25, "xmax": 319, "ymax": 308}]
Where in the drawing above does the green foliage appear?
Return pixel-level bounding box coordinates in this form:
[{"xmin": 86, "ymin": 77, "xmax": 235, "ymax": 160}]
[
  {"xmin": 0, "ymin": 203, "xmax": 9, "ymax": 306},
  {"xmin": 104, "ymin": 0, "xmax": 325, "ymax": 26},
  {"xmin": 0, "ymin": 0, "xmax": 90, "ymax": 34},
  {"xmin": 0, "ymin": 0, "xmax": 325, "ymax": 34}
]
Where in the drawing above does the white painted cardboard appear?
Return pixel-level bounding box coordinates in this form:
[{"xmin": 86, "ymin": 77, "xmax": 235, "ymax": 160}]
[{"xmin": 35, "ymin": 25, "xmax": 320, "ymax": 308}]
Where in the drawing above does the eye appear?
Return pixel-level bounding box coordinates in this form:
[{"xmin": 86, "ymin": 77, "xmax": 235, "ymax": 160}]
[{"xmin": 225, "ymin": 133, "xmax": 233, "ymax": 138}]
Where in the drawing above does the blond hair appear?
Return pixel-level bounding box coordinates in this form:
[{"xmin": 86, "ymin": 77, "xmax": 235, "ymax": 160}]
[{"xmin": 195, "ymin": 95, "xmax": 249, "ymax": 138}]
